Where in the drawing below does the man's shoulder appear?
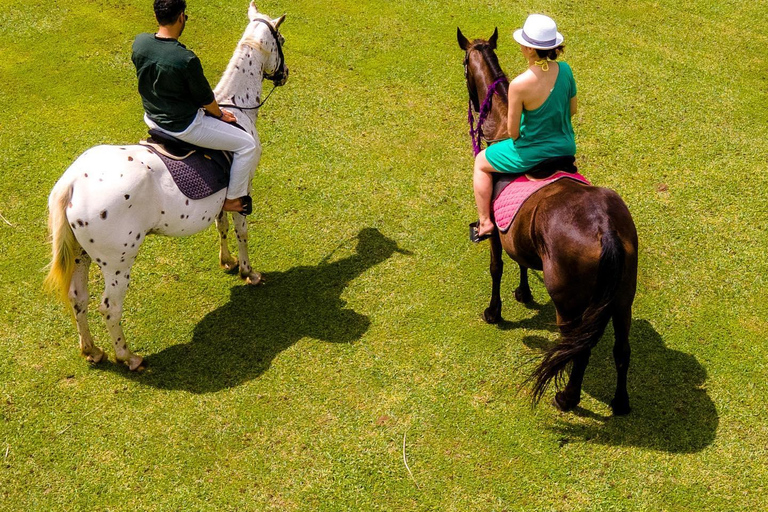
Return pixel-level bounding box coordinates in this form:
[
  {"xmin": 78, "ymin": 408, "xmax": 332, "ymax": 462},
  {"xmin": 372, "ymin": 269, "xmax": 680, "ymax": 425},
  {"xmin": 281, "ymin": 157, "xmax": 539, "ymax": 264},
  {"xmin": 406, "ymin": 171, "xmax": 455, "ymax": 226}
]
[{"xmin": 132, "ymin": 34, "xmax": 198, "ymax": 66}]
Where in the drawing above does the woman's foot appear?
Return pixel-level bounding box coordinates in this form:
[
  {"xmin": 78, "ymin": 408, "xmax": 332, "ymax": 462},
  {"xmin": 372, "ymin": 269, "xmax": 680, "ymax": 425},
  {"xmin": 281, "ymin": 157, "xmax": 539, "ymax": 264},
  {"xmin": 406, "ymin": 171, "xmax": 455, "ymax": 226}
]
[
  {"xmin": 469, "ymin": 220, "xmax": 495, "ymax": 243},
  {"xmin": 475, "ymin": 219, "xmax": 495, "ymax": 238}
]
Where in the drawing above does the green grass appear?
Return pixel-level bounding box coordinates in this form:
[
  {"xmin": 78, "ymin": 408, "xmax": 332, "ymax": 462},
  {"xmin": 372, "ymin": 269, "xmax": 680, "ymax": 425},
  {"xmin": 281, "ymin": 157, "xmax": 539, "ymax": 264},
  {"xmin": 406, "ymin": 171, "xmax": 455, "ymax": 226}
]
[{"xmin": 2, "ymin": 0, "xmax": 767, "ymax": 509}]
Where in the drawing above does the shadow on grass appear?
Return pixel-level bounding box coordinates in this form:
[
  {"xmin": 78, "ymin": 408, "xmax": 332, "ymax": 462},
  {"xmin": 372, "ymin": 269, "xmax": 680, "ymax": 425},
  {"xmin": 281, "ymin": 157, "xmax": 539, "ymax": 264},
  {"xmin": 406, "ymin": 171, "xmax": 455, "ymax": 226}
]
[
  {"xmin": 496, "ymin": 298, "xmax": 718, "ymax": 453},
  {"xmin": 103, "ymin": 228, "xmax": 408, "ymax": 393}
]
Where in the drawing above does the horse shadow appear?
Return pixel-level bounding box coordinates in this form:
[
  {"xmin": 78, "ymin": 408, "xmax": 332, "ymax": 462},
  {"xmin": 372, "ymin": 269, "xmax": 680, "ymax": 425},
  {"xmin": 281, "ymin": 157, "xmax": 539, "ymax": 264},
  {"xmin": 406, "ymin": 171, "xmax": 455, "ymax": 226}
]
[
  {"xmin": 498, "ymin": 297, "xmax": 718, "ymax": 453},
  {"xmin": 110, "ymin": 228, "xmax": 409, "ymax": 393}
]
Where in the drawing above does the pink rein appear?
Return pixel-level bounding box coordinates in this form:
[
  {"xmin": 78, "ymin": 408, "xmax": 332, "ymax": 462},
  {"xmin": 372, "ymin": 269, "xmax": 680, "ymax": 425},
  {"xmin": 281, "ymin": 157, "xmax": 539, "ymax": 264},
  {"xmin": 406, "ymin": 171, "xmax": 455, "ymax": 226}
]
[{"xmin": 468, "ymin": 77, "xmax": 507, "ymax": 156}]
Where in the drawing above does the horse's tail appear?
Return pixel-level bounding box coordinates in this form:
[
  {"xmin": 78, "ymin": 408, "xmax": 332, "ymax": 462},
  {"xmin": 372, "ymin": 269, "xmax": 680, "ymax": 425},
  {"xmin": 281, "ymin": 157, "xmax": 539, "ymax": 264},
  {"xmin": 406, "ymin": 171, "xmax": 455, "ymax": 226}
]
[
  {"xmin": 44, "ymin": 179, "xmax": 77, "ymax": 305},
  {"xmin": 529, "ymin": 229, "xmax": 625, "ymax": 404}
]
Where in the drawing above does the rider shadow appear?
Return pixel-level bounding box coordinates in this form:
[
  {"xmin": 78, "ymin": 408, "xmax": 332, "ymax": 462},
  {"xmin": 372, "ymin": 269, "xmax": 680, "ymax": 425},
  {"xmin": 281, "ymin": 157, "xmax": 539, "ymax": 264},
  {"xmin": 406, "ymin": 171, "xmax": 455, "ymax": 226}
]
[
  {"xmin": 120, "ymin": 228, "xmax": 408, "ymax": 393},
  {"xmin": 498, "ymin": 297, "xmax": 718, "ymax": 453}
]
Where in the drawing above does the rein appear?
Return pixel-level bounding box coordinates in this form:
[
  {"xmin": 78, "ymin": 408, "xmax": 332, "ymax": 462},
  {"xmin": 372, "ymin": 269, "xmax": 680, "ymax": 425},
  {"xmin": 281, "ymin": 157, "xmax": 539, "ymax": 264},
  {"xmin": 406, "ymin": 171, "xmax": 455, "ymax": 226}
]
[
  {"xmin": 468, "ymin": 77, "xmax": 507, "ymax": 156},
  {"xmin": 218, "ymin": 18, "xmax": 285, "ymax": 111}
]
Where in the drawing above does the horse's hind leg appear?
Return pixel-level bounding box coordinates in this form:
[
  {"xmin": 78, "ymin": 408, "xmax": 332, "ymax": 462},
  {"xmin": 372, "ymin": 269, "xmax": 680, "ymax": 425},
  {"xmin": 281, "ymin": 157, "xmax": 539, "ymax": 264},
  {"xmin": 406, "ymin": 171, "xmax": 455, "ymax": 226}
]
[
  {"xmin": 232, "ymin": 214, "xmax": 262, "ymax": 285},
  {"xmin": 483, "ymin": 232, "xmax": 503, "ymax": 323},
  {"xmin": 610, "ymin": 305, "xmax": 632, "ymax": 415},
  {"xmin": 216, "ymin": 211, "xmax": 238, "ymax": 271},
  {"xmin": 553, "ymin": 349, "xmax": 591, "ymax": 412},
  {"xmin": 70, "ymin": 250, "xmax": 105, "ymax": 364},
  {"xmin": 99, "ymin": 266, "xmax": 143, "ymax": 371},
  {"xmin": 515, "ymin": 264, "xmax": 533, "ymax": 304}
]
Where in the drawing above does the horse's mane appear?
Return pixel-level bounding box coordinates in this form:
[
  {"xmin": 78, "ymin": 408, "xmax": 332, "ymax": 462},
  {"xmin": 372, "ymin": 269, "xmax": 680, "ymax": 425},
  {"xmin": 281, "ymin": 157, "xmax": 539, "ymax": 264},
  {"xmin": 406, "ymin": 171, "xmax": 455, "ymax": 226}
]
[{"xmin": 476, "ymin": 43, "xmax": 509, "ymax": 104}]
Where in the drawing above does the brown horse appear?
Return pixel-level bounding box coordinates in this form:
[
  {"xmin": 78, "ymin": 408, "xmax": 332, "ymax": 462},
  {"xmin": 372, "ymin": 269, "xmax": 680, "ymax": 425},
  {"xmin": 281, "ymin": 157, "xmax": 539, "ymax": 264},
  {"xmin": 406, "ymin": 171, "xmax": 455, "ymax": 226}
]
[{"xmin": 458, "ymin": 29, "xmax": 639, "ymax": 415}]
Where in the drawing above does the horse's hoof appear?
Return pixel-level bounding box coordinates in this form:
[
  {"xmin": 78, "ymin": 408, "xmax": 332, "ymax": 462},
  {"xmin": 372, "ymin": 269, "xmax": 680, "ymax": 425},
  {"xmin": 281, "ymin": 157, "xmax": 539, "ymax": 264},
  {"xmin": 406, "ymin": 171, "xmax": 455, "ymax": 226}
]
[
  {"xmin": 610, "ymin": 398, "xmax": 631, "ymax": 416},
  {"xmin": 483, "ymin": 307, "xmax": 501, "ymax": 324},
  {"xmin": 85, "ymin": 348, "xmax": 106, "ymax": 364},
  {"xmin": 220, "ymin": 258, "xmax": 238, "ymax": 272},
  {"xmin": 514, "ymin": 287, "xmax": 533, "ymax": 304},
  {"xmin": 125, "ymin": 355, "xmax": 144, "ymax": 372},
  {"xmin": 245, "ymin": 272, "xmax": 263, "ymax": 286},
  {"xmin": 553, "ymin": 392, "xmax": 579, "ymax": 412}
]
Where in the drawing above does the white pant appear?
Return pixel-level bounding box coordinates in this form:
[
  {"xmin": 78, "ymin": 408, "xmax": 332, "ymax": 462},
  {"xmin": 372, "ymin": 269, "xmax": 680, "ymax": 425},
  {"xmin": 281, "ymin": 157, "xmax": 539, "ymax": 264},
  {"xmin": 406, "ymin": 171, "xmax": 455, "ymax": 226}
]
[{"xmin": 144, "ymin": 110, "xmax": 259, "ymax": 199}]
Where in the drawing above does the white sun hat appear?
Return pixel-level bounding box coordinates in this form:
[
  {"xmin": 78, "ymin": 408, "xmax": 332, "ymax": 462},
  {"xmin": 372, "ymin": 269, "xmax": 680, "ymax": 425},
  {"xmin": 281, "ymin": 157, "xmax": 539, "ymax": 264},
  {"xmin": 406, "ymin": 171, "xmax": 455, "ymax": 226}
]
[{"xmin": 513, "ymin": 14, "xmax": 564, "ymax": 50}]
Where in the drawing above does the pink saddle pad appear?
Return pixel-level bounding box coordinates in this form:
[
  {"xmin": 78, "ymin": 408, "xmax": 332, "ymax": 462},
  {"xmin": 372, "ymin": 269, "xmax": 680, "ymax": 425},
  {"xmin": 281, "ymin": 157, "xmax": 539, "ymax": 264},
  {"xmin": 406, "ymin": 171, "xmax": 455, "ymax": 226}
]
[{"xmin": 493, "ymin": 172, "xmax": 590, "ymax": 232}]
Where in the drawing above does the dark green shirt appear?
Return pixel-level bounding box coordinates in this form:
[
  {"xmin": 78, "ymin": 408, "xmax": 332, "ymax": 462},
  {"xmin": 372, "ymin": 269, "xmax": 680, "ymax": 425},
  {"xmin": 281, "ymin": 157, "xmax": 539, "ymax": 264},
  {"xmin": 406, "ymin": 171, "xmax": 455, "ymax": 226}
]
[{"xmin": 131, "ymin": 33, "xmax": 215, "ymax": 132}]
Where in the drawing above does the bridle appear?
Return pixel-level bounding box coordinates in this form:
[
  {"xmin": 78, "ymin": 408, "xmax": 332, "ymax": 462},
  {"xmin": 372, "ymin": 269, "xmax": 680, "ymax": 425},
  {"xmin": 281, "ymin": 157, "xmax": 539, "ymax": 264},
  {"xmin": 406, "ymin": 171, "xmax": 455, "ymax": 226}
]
[
  {"xmin": 219, "ymin": 18, "xmax": 287, "ymax": 111},
  {"xmin": 464, "ymin": 45, "xmax": 508, "ymax": 156}
]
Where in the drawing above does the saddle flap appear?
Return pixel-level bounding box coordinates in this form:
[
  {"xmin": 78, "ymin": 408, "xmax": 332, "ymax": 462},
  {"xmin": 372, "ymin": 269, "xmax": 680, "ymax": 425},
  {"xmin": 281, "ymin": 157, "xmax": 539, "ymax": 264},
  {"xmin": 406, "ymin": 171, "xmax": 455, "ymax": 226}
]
[{"xmin": 147, "ymin": 128, "xmax": 198, "ymax": 157}]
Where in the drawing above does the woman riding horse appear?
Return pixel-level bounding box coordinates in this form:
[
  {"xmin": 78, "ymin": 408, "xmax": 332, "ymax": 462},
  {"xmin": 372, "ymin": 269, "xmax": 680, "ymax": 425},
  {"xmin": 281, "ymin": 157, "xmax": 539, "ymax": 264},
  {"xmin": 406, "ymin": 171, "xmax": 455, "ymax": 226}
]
[
  {"xmin": 470, "ymin": 14, "xmax": 577, "ymax": 242},
  {"xmin": 459, "ymin": 21, "xmax": 638, "ymax": 415}
]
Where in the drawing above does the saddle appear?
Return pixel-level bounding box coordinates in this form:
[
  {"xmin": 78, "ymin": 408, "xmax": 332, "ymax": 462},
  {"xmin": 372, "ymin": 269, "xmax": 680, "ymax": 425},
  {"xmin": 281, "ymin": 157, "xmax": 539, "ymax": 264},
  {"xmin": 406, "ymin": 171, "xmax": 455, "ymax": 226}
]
[
  {"xmin": 140, "ymin": 129, "xmax": 232, "ymax": 200},
  {"xmin": 492, "ymin": 156, "xmax": 578, "ymax": 200},
  {"xmin": 492, "ymin": 156, "xmax": 590, "ymax": 233}
]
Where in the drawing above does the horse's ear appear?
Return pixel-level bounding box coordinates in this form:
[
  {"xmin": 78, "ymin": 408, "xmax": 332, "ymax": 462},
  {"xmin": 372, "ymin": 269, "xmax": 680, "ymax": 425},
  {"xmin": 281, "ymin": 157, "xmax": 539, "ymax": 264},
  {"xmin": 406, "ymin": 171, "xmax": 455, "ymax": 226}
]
[
  {"xmin": 273, "ymin": 14, "xmax": 286, "ymax": 29},
  {"xmin": 457, "ymin": 28, "xmax": 470, "ymax": 50},
  {"xmin": 489, "ymin": 27, "xmax": 498, "ymax": 49},
  {"xmin": 248, "ymin": 1, "xmax": 259, "ymax": 21}
]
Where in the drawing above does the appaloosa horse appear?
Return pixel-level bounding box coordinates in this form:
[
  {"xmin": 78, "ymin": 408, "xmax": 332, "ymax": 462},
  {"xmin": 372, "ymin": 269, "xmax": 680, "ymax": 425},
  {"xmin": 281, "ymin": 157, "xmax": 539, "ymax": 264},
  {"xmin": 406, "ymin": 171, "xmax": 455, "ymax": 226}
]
[
  {"xmin": 458, "ymin": 29, "xmax": 639, "ymax": 415},
  {"xmin": 45, "ymin": 3, "xmax": 288, "ymax": 370}
]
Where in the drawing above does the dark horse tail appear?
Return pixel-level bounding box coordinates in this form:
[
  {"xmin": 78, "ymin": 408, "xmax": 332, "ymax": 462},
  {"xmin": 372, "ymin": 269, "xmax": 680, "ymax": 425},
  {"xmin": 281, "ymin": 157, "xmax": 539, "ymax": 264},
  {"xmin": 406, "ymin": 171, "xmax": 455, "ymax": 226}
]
[{"xmin": 529, "ymin": 230, "xmax": 625, "ymax": 404}]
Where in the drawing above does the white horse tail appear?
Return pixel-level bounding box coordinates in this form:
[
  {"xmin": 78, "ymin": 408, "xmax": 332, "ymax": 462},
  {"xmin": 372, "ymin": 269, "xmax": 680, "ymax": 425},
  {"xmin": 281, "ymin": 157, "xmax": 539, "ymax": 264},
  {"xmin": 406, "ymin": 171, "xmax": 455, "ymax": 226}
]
[{"xmin": 44, "ymin": 178, "xmax": 77, "ymax": 305}]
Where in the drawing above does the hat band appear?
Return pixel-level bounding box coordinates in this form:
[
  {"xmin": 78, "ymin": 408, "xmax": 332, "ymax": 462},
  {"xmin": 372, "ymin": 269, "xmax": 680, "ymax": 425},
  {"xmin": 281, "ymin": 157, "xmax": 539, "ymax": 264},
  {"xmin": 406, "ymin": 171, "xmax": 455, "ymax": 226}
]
[{"xmin": 522, "ymin": 30, "xmax": 557, "ymax": 48}]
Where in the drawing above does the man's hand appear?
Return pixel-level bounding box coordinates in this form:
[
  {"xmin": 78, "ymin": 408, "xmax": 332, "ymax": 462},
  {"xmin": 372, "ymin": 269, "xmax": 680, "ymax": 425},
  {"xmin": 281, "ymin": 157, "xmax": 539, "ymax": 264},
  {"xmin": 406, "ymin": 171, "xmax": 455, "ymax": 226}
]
[{"xmin": 219, "ymin": 109, "xmax": 237, "ymax": 124}]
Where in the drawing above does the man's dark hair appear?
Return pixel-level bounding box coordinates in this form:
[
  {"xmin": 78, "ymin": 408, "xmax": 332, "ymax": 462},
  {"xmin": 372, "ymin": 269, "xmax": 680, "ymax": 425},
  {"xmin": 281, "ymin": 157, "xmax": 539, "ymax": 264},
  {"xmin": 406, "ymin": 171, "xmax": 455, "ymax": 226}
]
[{"xmin": 154, "ymin": 0, "xmax": 186, "ymax": 26}]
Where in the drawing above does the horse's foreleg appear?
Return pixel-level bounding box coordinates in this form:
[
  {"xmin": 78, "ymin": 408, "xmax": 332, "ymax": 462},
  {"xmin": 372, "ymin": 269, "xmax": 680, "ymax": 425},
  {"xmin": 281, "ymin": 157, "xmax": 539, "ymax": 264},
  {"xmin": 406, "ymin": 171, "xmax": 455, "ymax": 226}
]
[
  {"xmin": 610, "ymin": 306, "xmax": 632, "ymax": 415},
  {"xmin": 514, "ymin": 264, "xmax": 533, "ymax": 304},
  {"xmin": 483, "ymin": 232, "xmax": 504, "ymax": 324},
  {"xmin": 70, "ymin": 250, "xmax": 105, "ymax": 364},
  {"xmin": 216, "ymin": 211, "xmax": 238, "ymax": 271},
  {"xmin": 99, "ymin": 268, "xmax": 143, "ymax": 371},
  {"xmin": 232, "ymin": 214, "xmax": 262, "ymax": 285}
]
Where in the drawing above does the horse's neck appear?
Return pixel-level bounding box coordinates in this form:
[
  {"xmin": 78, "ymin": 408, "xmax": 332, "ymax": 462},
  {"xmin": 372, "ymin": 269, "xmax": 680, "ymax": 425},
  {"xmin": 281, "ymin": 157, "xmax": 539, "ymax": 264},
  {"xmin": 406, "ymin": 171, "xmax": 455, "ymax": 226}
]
[
  {"xmin": 478, "ymin": 75, "xmax": 509, "ymax": 140},
  {"xmin": 214, "ymin": 41, "xmax": 267, "ymax": 128}
]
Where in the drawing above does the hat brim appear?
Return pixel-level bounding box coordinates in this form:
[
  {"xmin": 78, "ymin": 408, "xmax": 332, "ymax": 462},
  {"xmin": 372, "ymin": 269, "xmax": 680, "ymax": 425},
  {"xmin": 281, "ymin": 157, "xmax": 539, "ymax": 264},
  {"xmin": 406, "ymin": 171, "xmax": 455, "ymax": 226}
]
[{"xmin": 513, "ymin": 29, "xmax": 564, "ymax": 50}]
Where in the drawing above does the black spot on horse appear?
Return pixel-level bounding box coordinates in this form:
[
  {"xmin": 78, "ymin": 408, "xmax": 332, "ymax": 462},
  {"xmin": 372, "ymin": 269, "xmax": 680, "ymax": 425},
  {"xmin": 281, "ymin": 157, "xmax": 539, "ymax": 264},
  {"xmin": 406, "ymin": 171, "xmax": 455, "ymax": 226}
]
[
  {"xmin": 125, "ymin": 194, "xmax": 130, "ymax": 200},
  {"xmin": 77, "ymin": 219, "xmax": 84, "ymax": 227},
  {"xmin": 100, "ymin": 210, "xmax": 108, "ymax": 220},
  {"xmin": 128, "ymin": 156, "xmax": 133, "ymax": 162},
  {"xmin": 136, "ymin": 234, "xmax": 141, "ymax": 240}
]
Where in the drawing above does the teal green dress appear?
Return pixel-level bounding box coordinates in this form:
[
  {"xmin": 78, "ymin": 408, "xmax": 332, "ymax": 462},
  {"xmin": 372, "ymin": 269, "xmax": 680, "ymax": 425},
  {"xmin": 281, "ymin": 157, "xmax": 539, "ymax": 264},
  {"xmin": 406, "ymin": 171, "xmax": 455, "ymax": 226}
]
[{"xmin": 485, "ymin": 61, "xmax": 577, "ymax": 173}]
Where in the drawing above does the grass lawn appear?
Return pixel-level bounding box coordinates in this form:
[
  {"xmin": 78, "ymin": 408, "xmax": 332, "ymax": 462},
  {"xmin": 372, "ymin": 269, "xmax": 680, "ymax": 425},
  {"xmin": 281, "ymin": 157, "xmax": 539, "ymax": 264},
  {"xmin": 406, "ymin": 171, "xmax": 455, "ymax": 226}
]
[{"xmin": 1, "ymin": 0, "xmax": 767, "ymax": 509}]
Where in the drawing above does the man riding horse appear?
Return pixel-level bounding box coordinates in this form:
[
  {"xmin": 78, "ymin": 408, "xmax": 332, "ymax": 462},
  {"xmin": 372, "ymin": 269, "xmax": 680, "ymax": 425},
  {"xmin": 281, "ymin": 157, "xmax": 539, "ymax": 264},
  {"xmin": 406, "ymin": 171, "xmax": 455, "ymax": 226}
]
[{"xmin": 132, "ymin": 0, "xmax": 256, "ymax": 214}]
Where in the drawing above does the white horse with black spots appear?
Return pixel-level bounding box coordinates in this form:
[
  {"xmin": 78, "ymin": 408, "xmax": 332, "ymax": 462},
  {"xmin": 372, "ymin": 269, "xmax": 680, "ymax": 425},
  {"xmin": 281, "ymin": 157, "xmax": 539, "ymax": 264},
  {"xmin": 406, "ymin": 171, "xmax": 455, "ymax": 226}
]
[{"xmin": 45, "ymin": 3, "xmax": 288, "ymax": 370}]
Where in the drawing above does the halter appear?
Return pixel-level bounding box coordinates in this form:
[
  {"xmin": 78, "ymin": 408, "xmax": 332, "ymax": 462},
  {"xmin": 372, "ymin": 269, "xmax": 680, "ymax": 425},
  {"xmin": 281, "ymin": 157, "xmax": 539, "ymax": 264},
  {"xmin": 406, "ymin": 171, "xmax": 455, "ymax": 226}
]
[
  {"xmin": 464, "ymin": 47, "xmax": 508, "ymax": 156},
  {"xmin": 219, "ymin": 18, "xmax": 286, "ymax": 111}
]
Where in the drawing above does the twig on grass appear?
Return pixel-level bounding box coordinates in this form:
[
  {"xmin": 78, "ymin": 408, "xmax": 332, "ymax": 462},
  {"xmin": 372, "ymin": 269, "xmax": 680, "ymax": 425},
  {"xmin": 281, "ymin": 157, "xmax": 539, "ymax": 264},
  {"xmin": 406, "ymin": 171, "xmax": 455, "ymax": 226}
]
[
  {"xmin": 4, "ymin": 444, "xmax": 9, "ymax": 460},
  {"xmin": 57, "ymin": 405, "xmax": 104, "ymax": 435},
  {"xmin": 402, "ymin": 429, "xmax": 419, "ymax": 490},
  {"xmin": 0, "ymin": 212, "xmax": 13, "ymax": 227}
]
